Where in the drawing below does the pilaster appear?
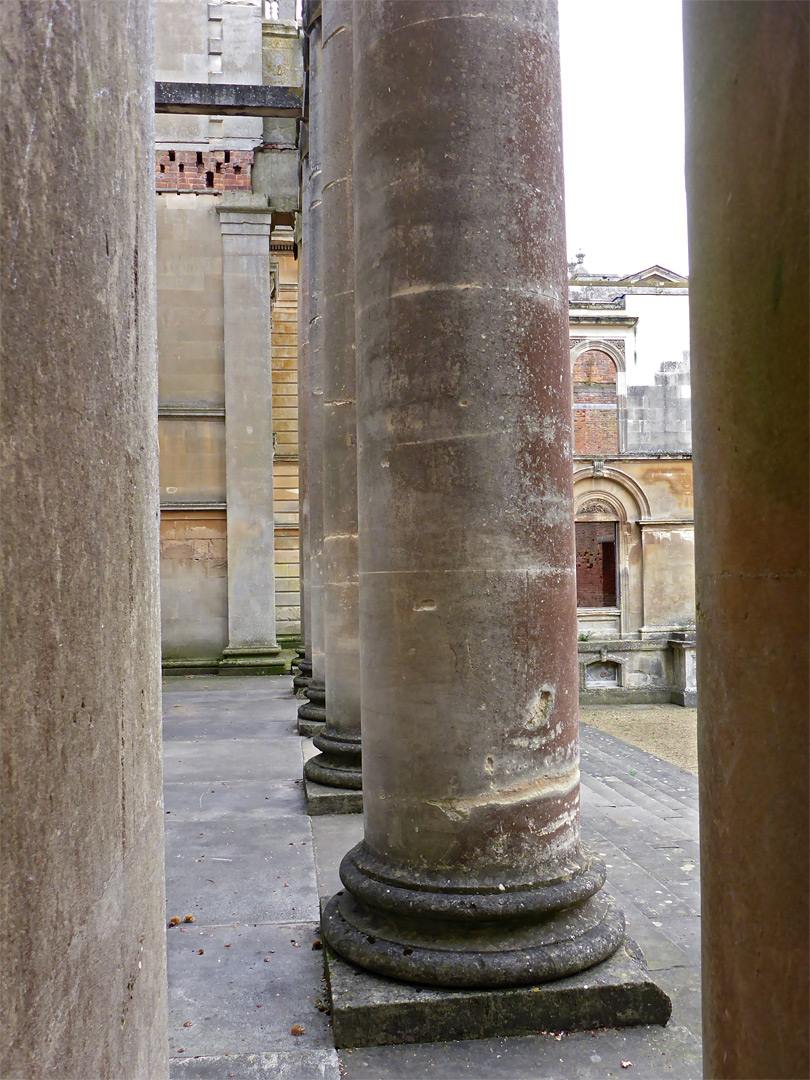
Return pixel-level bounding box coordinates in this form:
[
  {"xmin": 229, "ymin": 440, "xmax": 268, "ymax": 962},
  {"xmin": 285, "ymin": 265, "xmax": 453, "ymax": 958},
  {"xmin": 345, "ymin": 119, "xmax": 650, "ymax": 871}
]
[{"xmin": 218, "ymin": 194, "xmax": 285, "ymax": 675}]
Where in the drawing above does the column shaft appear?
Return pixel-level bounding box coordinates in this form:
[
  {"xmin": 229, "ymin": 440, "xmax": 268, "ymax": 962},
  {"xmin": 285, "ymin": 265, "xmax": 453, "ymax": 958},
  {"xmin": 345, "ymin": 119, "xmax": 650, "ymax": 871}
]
[
  {"xmin": 294, "ymin": 135, "xmax": 313, "ymax": 693},
  {"xmin": 298, "ymin": 9, "xmax": 327, "ymax": 725},
  {"xmin": 219, "ymin": 204, "xmax": 285, "ymax": 675},
  {"xmin": 323, "ymin": 0, "xmax": 623, "ymax": 987},
  {"xmin": 305, "ymin": 0, "xmax": 362, "ymax": 791},
  {"xmin": 684, "ymin": 3, "xmax": 809, "ymax": 1076},
  {"xmin": 1, "ymin": 0, "xmax": 168, "ymax": 1073}
]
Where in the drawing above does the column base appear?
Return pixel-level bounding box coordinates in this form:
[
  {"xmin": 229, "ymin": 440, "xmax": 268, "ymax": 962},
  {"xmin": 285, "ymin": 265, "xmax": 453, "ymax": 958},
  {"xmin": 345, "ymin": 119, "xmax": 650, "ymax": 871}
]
[
  {"xmin": 298, "ymin": 680, "xmax": 326, "ymax": 733},
  {"xmin": 304, "ymin": 728, "xmax": 362, "ymax": 789},
  {"xmin": 305, "ymin": 775, "xmax": 363, "ymax": 815},
  {"xmin": 323, "ymin": 842, "xmax": 625, "ymax": 990},
  {"xmin": 293, "ymin": 672, "xmax": 312, "ymax": 693},
  {"xmin": 218, "ymin": 646, "xmax": 286, "ymax": 676},
  {"xmin": 322, "ymin": 923, "xmax": 671, "ymax": 1049}
]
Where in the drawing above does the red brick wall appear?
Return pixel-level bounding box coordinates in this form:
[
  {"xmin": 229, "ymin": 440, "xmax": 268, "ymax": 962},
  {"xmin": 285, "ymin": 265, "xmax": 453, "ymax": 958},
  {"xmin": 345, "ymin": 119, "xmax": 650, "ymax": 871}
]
[
  {"xmin": 576, "ymin": 521, "xmax": 618, "ymax": 607},
  {"xmin": 156, "ymin": 149, "xmax": 253, "ymax": 193},
  {"xmin": 573, "ymin": 348, "xmax": 619, "ymax": 455}
]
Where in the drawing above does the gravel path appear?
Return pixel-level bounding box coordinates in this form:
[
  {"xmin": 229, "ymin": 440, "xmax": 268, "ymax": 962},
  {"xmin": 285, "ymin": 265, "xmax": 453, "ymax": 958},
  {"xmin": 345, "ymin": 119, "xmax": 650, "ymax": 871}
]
[{"xmin": 580, "ymin": 703, "xmax": 698, "ymax": 775}]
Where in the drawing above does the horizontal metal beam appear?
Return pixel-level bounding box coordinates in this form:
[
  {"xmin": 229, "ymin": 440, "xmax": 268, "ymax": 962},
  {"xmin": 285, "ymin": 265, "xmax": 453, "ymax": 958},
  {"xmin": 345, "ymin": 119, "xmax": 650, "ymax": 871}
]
[{"xmin": 155, "ymin": 81, "xmax": 303, "ymax": 117}]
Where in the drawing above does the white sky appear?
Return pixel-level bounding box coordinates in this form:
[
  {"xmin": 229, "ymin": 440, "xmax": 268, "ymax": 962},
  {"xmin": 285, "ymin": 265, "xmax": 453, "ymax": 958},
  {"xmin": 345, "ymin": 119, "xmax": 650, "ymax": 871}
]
[{"xmin": 559, "ymin": 0, "xmax": 689, "ymax": 278}]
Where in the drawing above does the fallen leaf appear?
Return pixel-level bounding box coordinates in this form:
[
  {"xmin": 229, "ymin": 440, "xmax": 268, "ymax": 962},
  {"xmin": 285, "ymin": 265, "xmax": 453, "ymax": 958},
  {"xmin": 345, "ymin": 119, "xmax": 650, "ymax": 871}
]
[
  {"xmin": 224, "ymin": 943, "xmax": 231, "ymax": 947},
  {"xmin": 290, "ymin": 1024, "xmax": 306, "ymax": 1036},
  {"xmin": 198, "ymin": 949, "xmax": 204, "ymax": 955},
  {"xmin": 169, "ymin": 917, "xmax": 181, "ymax": 927},
  {"xmin": 312, "ymin": 940, "xmax": 323, "ymax": 950},
  {"xmin": 183, "ymin": 914, "xmax": 195, "ymax": 923},
  {"xmin": 622, "ymin": 1062, "xmax": 633, "ymax": 1069},
  {"xmin": 183, "ymin": 1022, "xmax": 192, "ymax": 1028}
]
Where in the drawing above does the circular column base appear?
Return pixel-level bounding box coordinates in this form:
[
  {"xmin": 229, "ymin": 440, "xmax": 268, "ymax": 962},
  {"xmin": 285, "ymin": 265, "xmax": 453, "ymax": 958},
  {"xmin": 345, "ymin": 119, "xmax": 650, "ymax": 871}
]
[
  {"xmin": 305, "ymin": 681, "xmax": 326, "ymax": 707},
  {"xmin": 298, "ymin": 700, "xmax": 326, "ymax": 724},
  {"xmin": 322, "ymin": 842, "xmax": 625, "ymax": 989},
  {"xmin": 293, "ymin": 673, "xmax": 312, "ymax": 693},
  {"xmin": 298, "ymin": 680, "xmax": 327, "ymax": 723},
  {"xmin": 304, "ymin": 727, "xmax": 362, "ymax": 789}
]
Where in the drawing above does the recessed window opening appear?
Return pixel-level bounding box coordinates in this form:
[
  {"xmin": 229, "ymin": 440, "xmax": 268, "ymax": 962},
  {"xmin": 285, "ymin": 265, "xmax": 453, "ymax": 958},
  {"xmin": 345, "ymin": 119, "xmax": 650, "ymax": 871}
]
[{"xmin": 576, "ymin": 521, "xmax": 618, "ymax": 607}]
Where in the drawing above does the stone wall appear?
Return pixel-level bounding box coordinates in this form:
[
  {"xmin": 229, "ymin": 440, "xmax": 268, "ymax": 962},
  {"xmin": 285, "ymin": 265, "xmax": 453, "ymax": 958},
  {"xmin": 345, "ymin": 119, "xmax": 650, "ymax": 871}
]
[{"xmin": 626, "ymin": 356, "xmax": 692, "ymax": 453}]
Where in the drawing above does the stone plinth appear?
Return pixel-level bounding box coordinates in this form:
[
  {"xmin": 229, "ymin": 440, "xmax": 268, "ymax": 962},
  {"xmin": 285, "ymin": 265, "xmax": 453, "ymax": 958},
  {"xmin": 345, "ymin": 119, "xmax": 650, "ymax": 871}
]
[
  {"xmin": 669, "ymin": 634, "xmax": 696, "ymax": 708},
  {"xmin": 323, "ymin": 931, "xmax": 670, "ymax": 1049}
]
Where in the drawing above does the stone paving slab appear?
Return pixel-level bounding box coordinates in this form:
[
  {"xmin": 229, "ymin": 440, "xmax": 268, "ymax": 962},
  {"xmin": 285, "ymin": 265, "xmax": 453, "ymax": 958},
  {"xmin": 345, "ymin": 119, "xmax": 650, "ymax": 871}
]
[
  {"xmin": 163, "ymin": 738, "xmax": 304, "ymax": 785},
  {"xmin": 170, "ymin": 1049, "xmax": 341, "ymax": 1079},
  {"xmin": 163, "ymin": 678, "xmax": 703, "ymax": 1079},
  {"xmin": 166, "ymin": 920, "xmax": 333, "ymax": 1059},
  {"xmin": 165, "ymin": 816, "xmax": 319, "ymax": 925},
  {"xmin": 164, "ymin": 779, "xmax": 306, "ymax": 822},
  {"xmin": 336, "ymin": 1022, "xmax": 702, "ymax": 1080}
]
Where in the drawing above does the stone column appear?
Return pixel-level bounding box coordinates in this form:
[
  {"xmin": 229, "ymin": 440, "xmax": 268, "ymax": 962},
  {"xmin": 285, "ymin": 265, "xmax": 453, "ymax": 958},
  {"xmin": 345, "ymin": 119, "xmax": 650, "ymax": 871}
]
[
  {"xmin": 298, "ymin": 6, "xmax": 327, "ymax": 729},
  {"xmin": 304, "ymin": 0, "xmax": 362, "ymax": 801},
  {"xmin": 293, "ymin": 168, "xmax": 313, "ymax": 693},
  {"xmin": 684, "ymin": 4, "xmax": 809, "ymax": 1077},
  {"xmin": 323, "ymin": 0, "xmax": 624, "ymax": 986},
  {"xmin": 1, "ymin": 0, "xmax": 168, "ymax": 1075},
  {"xmin": 218, "ymin": 196, "xmax": 286, "ymax": 675}
]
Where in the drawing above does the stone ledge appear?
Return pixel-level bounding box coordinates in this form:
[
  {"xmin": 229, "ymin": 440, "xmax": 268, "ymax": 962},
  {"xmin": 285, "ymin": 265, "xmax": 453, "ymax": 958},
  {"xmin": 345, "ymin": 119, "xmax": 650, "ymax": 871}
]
[
  {"xmin": 305, "ymin": 777, "xmax": 362, "ymax": 816},
  {"xmin": 323, "ymin": 932, "xmax": 671, "ymax": 1049},
  {"xmin": 219, "ymin": 653, "xmax": 287, "ymax": 676}
]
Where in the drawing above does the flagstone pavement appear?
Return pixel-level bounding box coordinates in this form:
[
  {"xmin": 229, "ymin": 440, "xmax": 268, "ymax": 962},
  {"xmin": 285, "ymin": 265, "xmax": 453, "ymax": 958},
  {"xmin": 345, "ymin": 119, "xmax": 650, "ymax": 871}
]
[{"xmin": 163, "ymin": 676, "xmax": 702, "ymax": 1080}]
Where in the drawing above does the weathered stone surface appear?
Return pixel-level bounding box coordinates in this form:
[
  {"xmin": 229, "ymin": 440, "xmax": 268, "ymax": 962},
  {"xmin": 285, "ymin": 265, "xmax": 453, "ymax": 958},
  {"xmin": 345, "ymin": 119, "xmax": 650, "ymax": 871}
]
[
  {"xmin": 305, "ymin": 0, "xmax": 362, "ymax": 799},
  {"xmin": 1, "ymin": 1, "xmax": 168, "ymax": 1075},
  {"xmin": 155, "ymin": 80, "xmax": 303, "ymax": 116},
  {"xmin": 685, "ymin": 3, "xmax": 809, "ymax": 1077},
  {"xmin": 305, "ymin": 778, "xmax": 363, "ymax": 816},
  {"xmin": 324, "ymin": 933, "xmax": 671, "ymax": 1049},
  {"xmin": 323, "ymin": 0, "xmax": 628, "ymax": 991},
  {"xmin": 219, "ymin": 198, "xmax": 285, "ymax": 677},
  {"xmin": 298, "ymin": 15, "xmax": 327, "ymax": 731}
]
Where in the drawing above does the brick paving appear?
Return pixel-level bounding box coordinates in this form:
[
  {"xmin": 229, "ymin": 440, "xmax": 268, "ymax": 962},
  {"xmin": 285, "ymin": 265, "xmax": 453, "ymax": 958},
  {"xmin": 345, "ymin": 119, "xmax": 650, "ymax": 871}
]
[{"xmin": 163, "ymin": 677, "xmax": 701, "ymax": 1080}]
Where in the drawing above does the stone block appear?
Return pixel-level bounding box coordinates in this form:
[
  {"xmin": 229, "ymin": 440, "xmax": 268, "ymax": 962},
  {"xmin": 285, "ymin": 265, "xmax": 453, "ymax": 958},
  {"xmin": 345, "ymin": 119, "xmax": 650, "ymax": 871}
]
[
  {"xmin": 305, "ymin": 776, "xmax": 363, "ymax": 816},
  {"xmin": 323, "ymin": 933, "xmax": 671, "ymax": 1049}
]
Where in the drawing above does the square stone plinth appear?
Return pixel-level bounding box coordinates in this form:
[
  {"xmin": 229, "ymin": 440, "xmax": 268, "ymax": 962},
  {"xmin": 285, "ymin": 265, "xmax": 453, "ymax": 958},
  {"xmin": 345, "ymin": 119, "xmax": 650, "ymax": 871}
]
[
  {"xmin": 298, "ymin": 717, "xmax": 325, "ymax": 738},
  {"xmin": 305, "ymin": 777, "xmax": 363, "ymax": 816},
  {"xmin": 323, "ymin": 936, "xmax": 671, "ymax": 1049}
]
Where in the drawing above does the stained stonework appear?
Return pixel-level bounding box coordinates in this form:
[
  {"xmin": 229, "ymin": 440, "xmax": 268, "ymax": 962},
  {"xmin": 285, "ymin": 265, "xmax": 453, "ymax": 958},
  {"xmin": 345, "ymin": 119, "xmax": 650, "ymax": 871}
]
[{"xmin": 1, "ymin": 0, "xmax": 168, "ymax": 1074}]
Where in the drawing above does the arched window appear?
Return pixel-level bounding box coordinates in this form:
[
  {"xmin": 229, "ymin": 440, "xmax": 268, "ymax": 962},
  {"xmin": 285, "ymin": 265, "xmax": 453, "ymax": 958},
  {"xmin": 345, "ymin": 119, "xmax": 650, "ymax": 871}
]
[
  {"xmin": 570, "ymin": 338, "xmax": 629, "ymax": 455},
  {"xmin": 572, "ymin": 348, "xmax": 619, "ymax": 455},
  {"xmin": 575, "ymin": 499, "xmax": 619, "ymax": 608}
]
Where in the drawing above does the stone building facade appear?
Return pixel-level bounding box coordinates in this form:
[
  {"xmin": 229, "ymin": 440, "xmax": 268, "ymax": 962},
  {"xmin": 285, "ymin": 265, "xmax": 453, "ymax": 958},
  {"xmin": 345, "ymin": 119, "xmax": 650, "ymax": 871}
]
[
  {"xmin": 568, "ymin": 261, "xmax": 696, "ymax": 704},
  {"xmin": 155, "ymin": 0, "xmax": 302, "ymax": 674}
]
